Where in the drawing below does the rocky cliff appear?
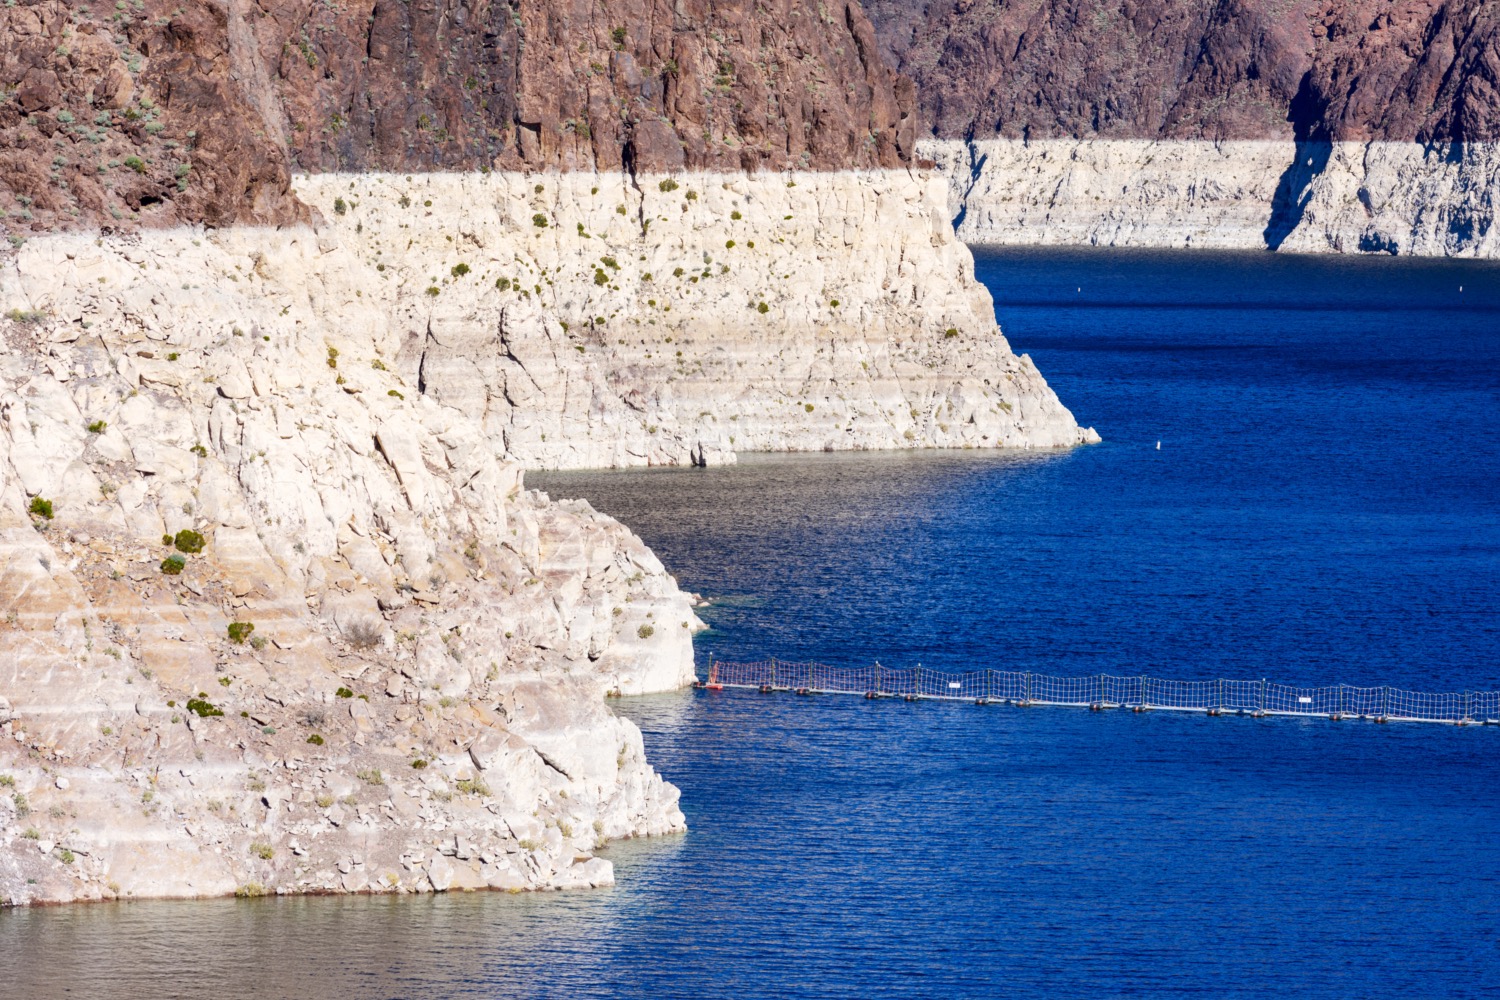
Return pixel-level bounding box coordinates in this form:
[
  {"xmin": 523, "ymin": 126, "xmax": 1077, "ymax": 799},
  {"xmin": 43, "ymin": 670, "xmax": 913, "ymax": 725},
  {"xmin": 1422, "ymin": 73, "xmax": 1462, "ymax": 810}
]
[
  {"xmin": 0, "ymin": 0, "xmax": 1099, "ymax": 907},
  {"xmin": 297, "ymin": 169, "xmax": 1094, "ymax": 469},
  {"xmin": 865, "ymin": 0, "xmax": 1500, "ymax": 143},
  {"xmin": 0, "ymin": 225, "xmax": 701, "ymax": 905},
  {"xmin": 868, "ymin": 0, "xmax": 1500, "ymax": 255},
  {"xmin": 0, "ymin": 0, "xmax": 916, "ymax": 236}
]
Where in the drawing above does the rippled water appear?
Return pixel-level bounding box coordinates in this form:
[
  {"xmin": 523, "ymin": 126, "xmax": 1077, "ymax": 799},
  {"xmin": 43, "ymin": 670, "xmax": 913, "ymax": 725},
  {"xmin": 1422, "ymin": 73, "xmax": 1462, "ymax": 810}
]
[{"xmin": 4, "ymin": 247, "xmax": 1498, "ymax": 997}]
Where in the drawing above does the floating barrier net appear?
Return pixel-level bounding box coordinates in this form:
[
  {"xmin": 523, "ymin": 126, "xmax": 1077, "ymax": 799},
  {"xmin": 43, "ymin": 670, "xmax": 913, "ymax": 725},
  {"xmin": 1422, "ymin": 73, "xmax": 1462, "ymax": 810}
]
[{"xmin": 697, "ymin": 661, "xmax": 1500, "ymax": 726}]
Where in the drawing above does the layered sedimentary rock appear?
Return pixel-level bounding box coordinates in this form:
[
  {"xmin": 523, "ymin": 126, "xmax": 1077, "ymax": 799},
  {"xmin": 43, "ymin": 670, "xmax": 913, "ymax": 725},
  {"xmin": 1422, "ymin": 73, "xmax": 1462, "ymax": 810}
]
[
  {"xmin": 868, "ymin": 0, "xmax": 1500, "ymax": 255},
  {"xmin": 0, "ymin": 165, "xmax": 1090, "ymax": 904},
  {"xmin": 0, "ymin": 227, "xmax": 700, "ymax": 905},
  {"xmin": 297, "ymin": 170, "xmax": 1093, "ymax": 469},
  {"xmin": 0, "ymin": 0, "xmax": 1098, "ymax": 908},
  {"xmin": 927, "ymin": 138, "xmax": 1500, "ymax": 256}
]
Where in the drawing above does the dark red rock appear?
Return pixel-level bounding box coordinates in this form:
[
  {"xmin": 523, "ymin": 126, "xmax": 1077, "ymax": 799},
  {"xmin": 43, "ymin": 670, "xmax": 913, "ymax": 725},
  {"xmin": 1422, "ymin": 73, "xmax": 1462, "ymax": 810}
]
[
  {"xmin": 863, "ymin": 0, "xmax": 1500, "ymax": 142},
  {"xmin": 1, "ymin": 0, "xmax": 915, "ymax": 236}
]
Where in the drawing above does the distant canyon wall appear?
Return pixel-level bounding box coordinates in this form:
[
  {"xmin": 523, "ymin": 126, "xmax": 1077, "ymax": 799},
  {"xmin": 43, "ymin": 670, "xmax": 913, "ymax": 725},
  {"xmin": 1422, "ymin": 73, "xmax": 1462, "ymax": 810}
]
[
  {"xmin": 925, "ymin": 138, "xmax": 1500, "ymax": 257},
  {"xmin": 867, "ymin": 0, "xmax": 1500, "ymax": 144},
  {"xmin": 871, "ymin": 0, "xmax": 1500, "ymax": 256}
]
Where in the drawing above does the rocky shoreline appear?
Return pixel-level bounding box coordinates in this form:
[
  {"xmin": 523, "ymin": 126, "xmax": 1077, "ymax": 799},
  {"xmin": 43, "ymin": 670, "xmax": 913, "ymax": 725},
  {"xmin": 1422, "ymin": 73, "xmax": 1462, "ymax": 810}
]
[
  {"xmin": 924, "ymin": 139, "xmax": 1500, "ymax": 258},
  {"xmin": 0, "ymin": 162, "xmax": 1093, "ymax": 906}
]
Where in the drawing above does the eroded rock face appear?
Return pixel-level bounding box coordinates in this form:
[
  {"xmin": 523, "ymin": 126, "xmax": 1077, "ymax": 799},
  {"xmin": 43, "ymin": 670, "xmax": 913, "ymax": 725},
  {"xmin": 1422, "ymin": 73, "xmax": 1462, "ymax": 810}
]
[
  {"xmin": 0, "ymin": 1, "xmax": 307, "ymax": 234},
  {"xmin": 296, "ymin": 170, "xmax": 1094, "ymax": 469},
  {"xmin": 0, "ymin": 0, "xmax": 916, "ymax": 236},
  {"xmin": 865, "ymin": 0, "xmax": 1500, "ymax": 142},
  {"xmin": 924, "ymin": 138, "xmax": 1500, "ymax": 257},
  {"xmin": 264, "ymin": 0, "xmax": 917, "ymax": 175},
  {"xmin": 0, "ymin": 228, "xmax": 700, "ymax": 905}
]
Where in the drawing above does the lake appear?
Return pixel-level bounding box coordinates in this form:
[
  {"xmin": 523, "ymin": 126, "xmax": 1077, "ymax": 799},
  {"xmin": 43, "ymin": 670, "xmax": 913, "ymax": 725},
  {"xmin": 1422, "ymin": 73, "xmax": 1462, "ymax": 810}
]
[{"xmin": 3, "ymin": 247, "xmax": 1497, "ymax": 997}]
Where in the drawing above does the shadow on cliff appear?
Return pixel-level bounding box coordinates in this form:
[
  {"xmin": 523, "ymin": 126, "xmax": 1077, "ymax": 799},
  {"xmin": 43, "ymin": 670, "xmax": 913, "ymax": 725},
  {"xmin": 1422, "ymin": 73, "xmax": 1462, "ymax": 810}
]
[{"xmin": 1264, "ymin": 74, "xmax": 1332, "ymax": 250}]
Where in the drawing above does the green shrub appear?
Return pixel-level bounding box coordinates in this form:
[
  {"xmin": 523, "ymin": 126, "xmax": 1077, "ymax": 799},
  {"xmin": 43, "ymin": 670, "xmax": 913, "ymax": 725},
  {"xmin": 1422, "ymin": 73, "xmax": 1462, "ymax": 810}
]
[
  {"xmin": 59, "ymin": 849, "xmax": 75, "ymax": 865},
  {"xmin": 425, "ymin": 286, "xmax": 440, "ymax": 297},
  {"xmin": 594, "ymin": 268, "xmax": 608, "ymax": 286},
  {"xmin": 496, "ymin": 277, "xmax": 511, "ymax": 291},
  {"xmin": 28, "ymin": 496, "xmax": 53, "ymax": 519},
  {"xmin": 658, "ymin": 179, "xmax": 679, "ymax": 192},
  {"xmin": 86, "ymin": 420, "xmax": 107, "ymax": 434},
  {"xmin": 12, "ymin": 792, "xmax": 30, "ymax": 817},
  {"xmin": 725, "ymin": 240, "xmax": 735, "ymax": 249},
  {"xmin": 123, "ymin": 156, "xmax": 145, "ymax": 173},
  {"xmin": 190, "ymin": 443, "xmax": 207, "ymax": 457},
  {"xmin": 531, "ymin": 213, "xmax": 549, "ymax": 228},
  {"xmin": 455, "ymin": 777, "xmax": 490, "ymax": 797},
  {"xmin": 185, "ymin": 697, "xmax": 222, "ymax": 718},
  {"xmin": 450, "ymin": 262, "xmax": 470, "ymax": 278},
  {"xmin": 333, "ymin": 197, "xmax": 347, "ymax": 216},
  {"xmin": 335, "ymin": 687, "xmax": 354, "ymax": 699},
  {"xmin": 411, "ymin": 759, "xmax": 428, "ymax": 769},
  {"xmin": 616, "ymin": 204, "xmax": 627, "ymax": 215},
  {"xmin": 830, "ymin": 299, "xmax": 840, "ymax": 308},
  {"xmin": 306, "ymin": 734, "xmax": 324, "ymax": 746},
  {"xmin": 731, "ymin": 210, "xmax": 742, "ymax": 220},
  {"xmin": 326, "ymin": 346, "xmax": 339, "ymax": 368},
  {"xmin": 235, "ymin": 882, "xmax": 267, "ymax": 898},
  {"xmin": 249, "ymin": 841, "xmax": 274, "ymax": 860},
  {"xmin": 756, "ymin": 302, "xmax": 769, "ymax": 314},
  {"xmin": 637, "ymin": 624, "xmax": 655, "ymax": 639},
  {"xmin": 388, "ymin": 389, "xmax": 404, "ymax": 400},
  {"xmin": 805, "ymin": 403, "xmax": 815, "ymax": 413},
  {"xmin": 356, "ymin": 768, "xmax": 384, "ymax": 785},
  {"xmin": 944, "ymin": 328, "xmax": 959, "ymax": 338},
  {"xmin": 226, "ymin": 621, "xmax": 255, "ymax": 644},
  {"xmin": 173, "ymin": 528, "xmax": 205, "ymax": 553},
  {"xmin": 160, "ymin": 555, "xmax": 186, "ymax": 575},
  {"xmin": 685, "ymin": 190, "xmax": 698, "ymax": 201}
]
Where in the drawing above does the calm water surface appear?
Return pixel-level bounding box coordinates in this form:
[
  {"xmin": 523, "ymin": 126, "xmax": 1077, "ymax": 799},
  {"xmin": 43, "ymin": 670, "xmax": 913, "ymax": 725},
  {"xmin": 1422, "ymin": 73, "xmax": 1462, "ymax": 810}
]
[{"xmin": 4, "ymin": 247, "xmax": 1498, "ymax": 998}]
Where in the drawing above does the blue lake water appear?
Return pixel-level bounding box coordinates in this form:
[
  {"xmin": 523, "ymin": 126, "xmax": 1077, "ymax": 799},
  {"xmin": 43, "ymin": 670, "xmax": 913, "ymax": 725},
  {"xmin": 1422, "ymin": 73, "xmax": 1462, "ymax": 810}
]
[{"xmin": 4, "ymin": 247, "xmax": 1498, "ymax": 997}]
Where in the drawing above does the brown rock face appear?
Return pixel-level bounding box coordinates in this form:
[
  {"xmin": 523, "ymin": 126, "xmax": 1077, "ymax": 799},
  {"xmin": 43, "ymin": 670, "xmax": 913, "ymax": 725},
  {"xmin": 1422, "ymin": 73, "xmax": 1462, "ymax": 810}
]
[
  {"xmin": 260, "ymin": 0, "xmax": 916, "ymax": 174},
  {"xmin": 0, "ymin": 0, "xmax": 914, "ymax": 235},
  {"xmin": 864, "ymin": 0, "xmax": 1500, "ymax": 141},
  {"xmin": 0, "ymin": 1, "xmax": 307, "ymax": 235}
]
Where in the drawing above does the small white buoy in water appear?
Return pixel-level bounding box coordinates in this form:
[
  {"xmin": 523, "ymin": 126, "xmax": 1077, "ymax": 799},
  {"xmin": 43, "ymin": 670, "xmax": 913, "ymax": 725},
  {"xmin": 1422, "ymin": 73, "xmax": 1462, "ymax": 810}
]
[{"xmin": 1156, "ymin": 441, "xmax": 1161, "ymax": 450}]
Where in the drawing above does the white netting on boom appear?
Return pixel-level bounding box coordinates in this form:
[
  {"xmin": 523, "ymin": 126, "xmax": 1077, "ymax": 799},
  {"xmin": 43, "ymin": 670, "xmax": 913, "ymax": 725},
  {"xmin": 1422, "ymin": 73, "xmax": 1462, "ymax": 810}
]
[{"xmin": 699, "ymin": 663, "xmax": 1496, "ymax": 725}]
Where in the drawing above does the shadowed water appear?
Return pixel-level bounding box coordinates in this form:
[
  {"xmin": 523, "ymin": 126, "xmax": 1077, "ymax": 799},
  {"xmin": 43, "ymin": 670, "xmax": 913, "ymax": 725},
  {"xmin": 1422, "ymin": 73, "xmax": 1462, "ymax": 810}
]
[{"xmin": 3, "ymin": 247, "xmax": 1497, "ymax": 997}]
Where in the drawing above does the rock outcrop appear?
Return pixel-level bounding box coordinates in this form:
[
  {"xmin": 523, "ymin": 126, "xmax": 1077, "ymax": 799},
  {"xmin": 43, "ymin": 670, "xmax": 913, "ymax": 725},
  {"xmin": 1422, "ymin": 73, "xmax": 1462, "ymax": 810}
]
[
  {"xmin": 297, "ymin": 169, "xmax": 1094, "ymax": 469},
  {"xmin": 867, "ymin": 0, "xmax": 1500, "ymax": 255},
  {"xmin": 0, "ymin": 0, "xmax": 917, "ymax": 236},
  {"xmin": 0, "ymin": 0, "xmax": 1100, "ymax": 907},
  {"xmin": 0, "ymin": 226, "xmax": 701, "ymax": 905},
  {"xmin": 927, "ymin": 138, "xmax": 1500, "ymax": 256},
  {"xmin": 0, "ymin": 162, "xmax": 1092, "ymax": 903}
]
